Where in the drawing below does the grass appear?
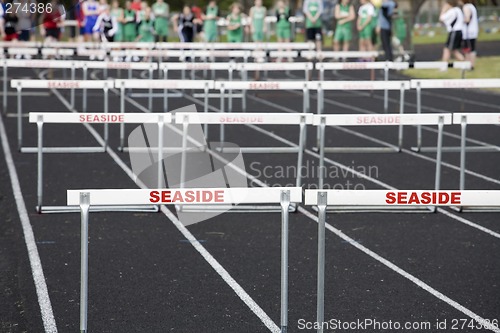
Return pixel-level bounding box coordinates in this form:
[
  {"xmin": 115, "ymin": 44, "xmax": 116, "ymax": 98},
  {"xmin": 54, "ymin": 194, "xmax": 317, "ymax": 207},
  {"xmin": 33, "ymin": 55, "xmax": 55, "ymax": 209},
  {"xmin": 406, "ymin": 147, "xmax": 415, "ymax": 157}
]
[{"xmin": 402, "ymin": 56, "xmax": 500, "ymax": 92}]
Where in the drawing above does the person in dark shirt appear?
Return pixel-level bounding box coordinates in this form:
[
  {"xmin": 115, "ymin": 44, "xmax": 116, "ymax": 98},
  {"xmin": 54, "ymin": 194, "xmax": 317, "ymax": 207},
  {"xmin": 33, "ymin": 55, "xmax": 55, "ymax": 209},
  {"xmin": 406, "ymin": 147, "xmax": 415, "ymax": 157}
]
[{"xmin": 4, "ymin": 10, "xmax": 18, "ymax": 41}]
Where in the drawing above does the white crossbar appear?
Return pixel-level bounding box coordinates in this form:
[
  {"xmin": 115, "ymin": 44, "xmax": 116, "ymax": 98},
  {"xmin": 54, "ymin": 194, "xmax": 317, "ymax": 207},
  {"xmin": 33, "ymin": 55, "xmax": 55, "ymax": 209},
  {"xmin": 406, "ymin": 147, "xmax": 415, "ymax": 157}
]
[
  {"xmin": 453, "ymin": 113, "xmax": 500, "ymax": 125},
  {"xmin": 29, "ymin": 112, "xmax": 172, "ymax": 124},
  {"xmin": 411, "ymin": 79, "xmax": 500, "ymax": 89},
  {"xmin": 304, "ymin": 190, "xmax": 500, "ymax": 206},
  {"xmin": 215, "ymin": 81, "xmax": 307, "ymax": 90},
  {"xmin": 155, "ymin": 42, "xmax": 314, "ymax": 50},
  {"xmin": 175, "ymin": 112, "xmax": 312, "ymax": 125},
  {"xmin": 302, "ymin": 51, "xmax": 379, "ymax": 59},
  {"xmin": 83, "ymin": 61, "xmax": 157, "ymax": 70},
  {"xmin": 2, "ymin": 59, "xmax": 77, "ymax": 69},
  {"xmin": 7, "ymin": 47, "xmax": 39, "ymax": 55},
  {"xmin": 41, "ymin": 48, "xmax": 75, "ymax": 56},
  {"xmin": 238, "ymin": 62, "xmax": 313, "ymax": 71},
  {"xmin": 67, "ymin": 187, "xmax": 302, "ymax": 205},
  {"xmin": 160, "ymin": 62, "xmax": 234, "ymax": 71},
  {"xmin": 10, "ymin": 80, "xmax": 113, "ymax": 89},
  {"xmin": 313, "ymin": 113, "xmax": 452, "ymax": 126},
  {"xmin": 313, "ymin": 80, "xmax": 410, "ymax": 90},
  {"xmin": 114, "ymin": 79, "xmax": 213, "ymax": 89}
]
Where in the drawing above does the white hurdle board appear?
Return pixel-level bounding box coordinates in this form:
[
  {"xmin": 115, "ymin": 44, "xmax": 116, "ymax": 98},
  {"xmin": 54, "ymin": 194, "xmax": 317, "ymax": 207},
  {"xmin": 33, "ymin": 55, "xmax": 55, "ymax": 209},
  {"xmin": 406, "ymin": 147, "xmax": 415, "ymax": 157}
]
[
  {"xmin": 30, "ymin": 112, "xmax": 172, "ymax": 214},
  {"xmin": 453, "ymin": 113, "xmax": 500, "ymax": 206},
  {"xmin": 305, "ymin": 188, "xmax": 500, "ymax": 333},
  {"xmin": 301, "ymin": 50, "xmax": 379, "ymax": 60},
  {"xmin": 68, "ymin": 186, "xmax": 302, "ymax": 333},
  {"xmin": 410, "ymin": 79, "xmax": 500, "ymax": 152},
  {"xmin": 311, "ymin": 80, "xmax": 411, "ymax": 148},
  {"xmin": 313, "ymin": 113, "xmax": 453, "ymax": 196},
  {"xmin": 237, "ymin": 62, "xmax": 313, "ymax": 82},
  {"xmin": 155, "ymin": 41, "xmax": 314, "ymax": 50},
  {"xmin": 175, "ymin": 112, "xmax": 313, "ymax": 188},
  {"xmin": 114, "ymin": 79, "xmax": 214, "ymax": 149},
  {"xmin": 214, "ymin": 80, "xmax": 310, "ymax": 113},
  {"xmin": 160, "ymin": 61, "xmax": 237, "ymax": 83},
  {"xmin": 11, "ymin": 79, "xmax": 113, "ymax": 150}
]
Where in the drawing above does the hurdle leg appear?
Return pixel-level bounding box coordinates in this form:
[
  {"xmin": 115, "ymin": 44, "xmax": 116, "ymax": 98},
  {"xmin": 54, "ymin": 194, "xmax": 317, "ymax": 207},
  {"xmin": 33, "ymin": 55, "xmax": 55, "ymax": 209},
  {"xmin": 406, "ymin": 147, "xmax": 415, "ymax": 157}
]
[
  {"xmin": 158, "ymin": 116, "xmax": 164, "ymax": 189},
  {"xmin": 119, "ymin": 84, "xmax": 125, "ymax": 150},
  {"xmin": 459, "ymin": 117, "xmax": 467, "ymax": 191},
  {"xmin": 204, "ymin": 84, "xmax": 209, "ymax": 138},
  {"xmin": 228, "ymin": 69, "xmax": 233, "ymax": 112},
  {"xmin": 397, "ymin": 85, "xmax": 405, "ymax": 151},
  {"xmin": 163, "ymin": 69, "xmax": 168, "ymax": 113},
  {"xmin": 383, "ymin": 64, "xmax": 389, "ymax": 113},
  {"xmin": 3, "ymin": 60, "xmax": 7, "ymax": 115},
  {"xmin": 36, "ymin": 116, "xmax": 43, "ymax": 213},
  {"xmin": 434, "ymin": 117, "xmax": 444, "ymax": 198},
  {"xmin": 316, "ymin": 86, "xmax": 324, "ymax": 149},
  {"xmin": 296, "ymin": 118, "xmax": 306, "ymax": 188},
  {"xmin": 416, "ymin": 84, "xmax": 422, "ymax": 151},
  {"xmin": 316, "ymin": 192, "xmax": 327, "ymax": 333},
  {"xmin": 303, "ymin": 84, "xmax": 310, "ymax": 113},
  {"xmin": 79, "ymin": 192, "xmax": 90, "ymax": 333},
  {"xmin": 320, "ymin": 68, "xmax": 324, "ymax": 82},
  {"xmin": 70, "ymin": 65, "xmax": 76, "ymax": 109},
  {"xmin": 180, "ymin": 117, "xmax": 188, "ymax": 188},
  {"xmin": 318, "ymin": 118, "xmax": 326, "ymax": 189},
  {"xmin": 103, "ymin": 87, "xmax": 109, "ymax": 151},
  {"xmin": 148, "ymin": 68, "xmax": 153, "ymax": 111},
  {"xmin": 17, "ymin": 86, "xmax": 22, "ymax": 150},
  {"xmin": 82, "ymin": 66, "xmax": 87, "ymax": 112},
  {"xmin": 219, "ymin": 86, "xmax": 225, "ymax": 149},
  {"xmin": 241, "ymin": 67, "xmax": 247, "ymax": 112},
  {"xmin": 280, "ymin": 190, "xmax": 291, "ymax": 333}
]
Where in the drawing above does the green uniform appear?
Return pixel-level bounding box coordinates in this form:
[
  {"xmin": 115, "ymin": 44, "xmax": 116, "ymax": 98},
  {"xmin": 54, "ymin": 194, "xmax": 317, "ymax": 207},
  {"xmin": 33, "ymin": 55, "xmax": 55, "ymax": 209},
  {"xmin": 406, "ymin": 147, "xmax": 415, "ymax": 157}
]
[
  {"xmin": 123, "ymin": 9, "xmax": 137, "ymax": 42},
  {"xmin": 251, "ymin": 6, "xmax": 266, "ymax": 42},
  {"xmin": 305, "ymin": 0, "xmax": 321, "ymax": 29},
  {"xmin": 152, "ymin": 2, "xmax": 169, "ymax": 38},
  {"xmin": 227, "ymin": 14, "xmax": 243, "ymax": 43},
  {"xmin": 395, "ymin": 17, "xmax": 407, "ymax": 42},
  {"xmin": 138, "ymin": 19, "xmax": 155, "ymax": 42},
  {"xmin": 358, "ymin": 3, "xmax": 374, "ymax": 40},
  {"xmin": 334, "ymin": 4, "xmax": 352, "ymax": 42},
  {"xmin": 111, "ymin": 8, "xmax": 124, "ymax": 42},
  {"xmin": 276, "ymin": 7, "xmax": 291, "ymax": 40},
  {"xmin": 203, "ymin": 5, "xmax": 219, "ymax": 42}
]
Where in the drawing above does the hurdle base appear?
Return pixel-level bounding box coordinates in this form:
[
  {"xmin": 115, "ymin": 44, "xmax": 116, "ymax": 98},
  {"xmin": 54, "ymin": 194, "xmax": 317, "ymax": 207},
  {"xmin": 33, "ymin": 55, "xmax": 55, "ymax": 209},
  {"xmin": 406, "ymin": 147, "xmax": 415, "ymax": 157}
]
[
  {"xmin": 312, "ymin": 205, "xmax": 435, "ymax": 213},
  {"xmin": 450, "ymin": 205, "xmax": 500, "ymax": 213},
  {"xmin": 410, "ymin": 146, "xmax": 500, "ymax": 153},
  {"xmin": 216, "ymin": 147, "xmax": 299, "ymax": 154},
  {"xmin": 21, "ymin": 147, "xmax": 106, "ymax": 153},
  {"xmin": 313, "ymin": 146, "xmax": 400, "ymax": 154},
  {"xmin": 177, "ymin": 203, "xmax": 296, "ymax": 213},
  {"xmin": 37, "ymin": 205, "xmax": 159, "ymax": 214}
]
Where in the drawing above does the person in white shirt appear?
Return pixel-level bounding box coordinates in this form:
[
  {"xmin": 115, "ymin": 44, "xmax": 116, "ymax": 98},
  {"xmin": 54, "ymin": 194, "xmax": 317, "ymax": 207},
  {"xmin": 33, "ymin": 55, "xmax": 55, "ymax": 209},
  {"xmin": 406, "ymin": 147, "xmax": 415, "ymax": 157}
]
[
  {"xmin": 93, "ymin": 5, "xmax": 118, "ymax": 42},
  {"xmin": 462, "ymin": 0, "xmax": 478, "ymax": 67},
  {"xmin": 440, "ymin": 0, "xmax": 465, "ymax": 62}
]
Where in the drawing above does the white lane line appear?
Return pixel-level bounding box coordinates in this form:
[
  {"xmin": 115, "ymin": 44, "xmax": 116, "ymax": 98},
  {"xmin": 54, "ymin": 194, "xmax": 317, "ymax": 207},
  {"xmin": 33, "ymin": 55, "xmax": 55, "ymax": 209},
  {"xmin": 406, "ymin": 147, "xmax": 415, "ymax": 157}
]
[
  {"xmin": 0, "ymin": 113, "xmax": 57, "ymax": 332},
  {"xmin": 247, "ymin": 93, "xmax": 500, "ymax": 239},
  {"xmin": 112, "ymin": 72, "xmax": 500, "ymax": 332},
  {"xmin": 52, "ymin": 70, "xmax": 281, "ymax": 333},
  {"xmin": 298, "ymin": 206, "xmax": 500, "ymax": 333}
]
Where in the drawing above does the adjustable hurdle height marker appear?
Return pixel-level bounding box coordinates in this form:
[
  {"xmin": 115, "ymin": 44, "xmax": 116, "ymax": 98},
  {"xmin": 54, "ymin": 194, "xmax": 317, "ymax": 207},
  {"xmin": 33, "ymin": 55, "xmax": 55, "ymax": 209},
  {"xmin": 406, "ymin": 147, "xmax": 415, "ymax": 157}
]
[
  {"xmin": 70, "ymin": 62, "xmax": 76, "ymax": 109},
  {"xmin": 3, "ymin": 59, "xmax": 7, "ymax": 115},
  {"xmin": 80, "ymin": 192, "xmax": 90, "ymax": 333},
  {"xmin": 383, "ymin": 61, "xmax": 389, "ymax": 113},
  {"xmin": 459, "ymin": 115, "xmax": 467, "ymax": 191},
  {"xmin": 16, "ymin": 81, "xmax": 22, "ymax": 150},
  {"xmin": 82, "ymin": 63, "xmax": 88, "ymax": 112},
  {"xmin": 415, "ymin": 81, "xmax": 422, "ymax": 151},
  {"xmin": 36, "ymin": 115, "xmax": 43, "ymax": 213},
  {"xmin": 119, "ymin": 81, "xmax": 125, "ymax": 150},
  {"xmin": 280, "ymin": 190, "xmax": 291, "ymax": 333},
  {"xmin": 316, "ymin": 191, "xmax": 327, "ymax": 333},
  {"xmin": 397, "ymin": 82, "xmax": 406, "ymax": 151}
]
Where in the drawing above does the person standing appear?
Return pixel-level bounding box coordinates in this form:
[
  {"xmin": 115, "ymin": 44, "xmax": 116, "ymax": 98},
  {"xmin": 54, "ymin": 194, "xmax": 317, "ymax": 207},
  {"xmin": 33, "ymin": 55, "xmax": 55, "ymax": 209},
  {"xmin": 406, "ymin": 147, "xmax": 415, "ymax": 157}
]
[
  {"xmin": 93, "ymin": 5, "xmax": 118, "ymax": 42},
  {"xmin": 276, "ymin": 0, "xmax": 291, "ymax": 43},
  {"xmin": 357, "ymin": 0, "xmax": 375, "ymax": 52},
  {"xmin": 15, "ymin": 0, "xmax": 35, "ymax": 41},
  {"xmin": 440, "ymin": 0, "xmax": 465, "ymax": 62},
  {"xmin": 110, "ymin": 0, "xmax": 124, "ymax": 42},
  {"xmin": 3, "ymin": 9, "xmax": 18, "ymax": 41},
  {"xmin": 152, "ymin": 0, "xmax": 169, "ymax": 42},
  {"xmin": 136, "ymin": 6, "xmax": 155, "ymax": 42},
  {"xmin": 333, "ymin": 0, "xmax": 355, "ymax": 52},
  {"xmin": 202, "ymin": 0, "xmax": 219, "ymax": 42},
  {"xmin": 122, "ymin": 1, "xmax": 137, "ymax": 42},
  {"xmin": 303, "ymin": 0, "xmax": 323, "ymax": 51},
  {"xmin": 226, "ymin": 3, "xmax": 244, "ymax": 43},
  {"xmin": 462, "ymin": 0, "xmax": 478, "ymax": 67},
  {"xmin": 173, "ymin": 5, "xmax": 201, "ymax": 43},
  {"xmin": 378, "ymin": 0, "xmax": 396, "ymax": 61},
  {"xmin": 249, "ymin": 0, "xmax": 266, "ymax": 42},
  {"xmin": 83, "ymin": 0, "xmax": 100, "ymax": 41}
]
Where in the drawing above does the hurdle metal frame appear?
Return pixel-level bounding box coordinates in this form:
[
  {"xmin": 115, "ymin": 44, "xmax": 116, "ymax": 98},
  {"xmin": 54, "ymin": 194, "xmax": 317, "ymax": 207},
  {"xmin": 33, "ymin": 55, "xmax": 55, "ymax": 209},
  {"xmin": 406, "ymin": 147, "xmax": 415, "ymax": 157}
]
[
  {"xmin": 68, "ymin": 187, "xmax": 302, "ymax": 333},
  {"xmin": 313, "ymin": 113, "xmax": 453, "ymax": 211},
  {"xmin": 10, "ymin": 79, "xmax": 113, "ymax": 151},
  {"xmin": 29, "ymin": 112, "xmax": 172, "ymax": 213},
  {"xmin": 410, "ymin": 79, "xmax": 500, "ymax": 152},
  {"xmin": 304, "ymin": 189, "xmax": 500, "ymax": 333},
  {"xmin": 114, "ymin": 79, "xmax": 214, "ymax": 149},
  {"xmin": 237, "ymin": 62, "xmax": 313, "ymax": 83},
  {"xmin": 312, "ymin": 80, "xmax": 411, "ymax": 148},
  {"xmin": 160, "ymin": 62, "xmax": 237, "ymax": 84},
  {"xmin": 175, "ymin": 112, "xmax": 312, "ymax": 192}
]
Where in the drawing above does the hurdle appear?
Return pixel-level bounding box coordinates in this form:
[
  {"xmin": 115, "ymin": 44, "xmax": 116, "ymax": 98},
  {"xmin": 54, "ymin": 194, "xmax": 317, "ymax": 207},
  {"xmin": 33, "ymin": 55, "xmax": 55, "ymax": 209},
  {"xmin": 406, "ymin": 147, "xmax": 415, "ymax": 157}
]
[
  {"xmin": 237, "ymin": 62, "xmax": 313, "ymax": 82},
  {"xmin": 214, "ymin": 80, "xmax": 310, "ymax": 115},
  {"xmin": 28, "ymin": 112, "xmax": 172, "ymax": 213},
  {"xmin": 313, "ymin": 114, "xmax": 452, "ymax": 201},
  {"xmin": 68, "ymin": 186, "xmax": 301, "ymax": 333},
  {"xmin": 11, "ymin": 79, "xmax": 113, "ymax": 150},
  {"xmin": 175, "ymin": 112, "xmax": 312, "ymax": 190},
  {"xmin": 301, "ymin": 50, "xmax": 379, "ymax": 61},
  {"xmin": 155, "ymin": 41, "xmax": 315, "ymax": 50},
  {"xmin": 410, "ymin": 79, "xmax": 500, "ymax": 152},
  {"xmin": 311, "ymin": 80, "xmax": 410, "ymax": 148},
  {"xmin": 160, "ymin": 62, "xmax": 237, "ymax": 83},
  {"xmin": 114, "ymin": 79, "xmax": 214, "ymax": 148},
  {"xmin": 304, "ymin": 189, "xmax": 500, "ymax": 333}
]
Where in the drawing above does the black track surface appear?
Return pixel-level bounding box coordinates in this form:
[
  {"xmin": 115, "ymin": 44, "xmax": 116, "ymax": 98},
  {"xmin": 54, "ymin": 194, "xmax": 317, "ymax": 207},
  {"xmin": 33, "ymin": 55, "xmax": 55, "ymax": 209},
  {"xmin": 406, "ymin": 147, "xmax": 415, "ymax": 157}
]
[{"xmin": 1, "ymin": 51, "xmax": 499, "ymax": 333}]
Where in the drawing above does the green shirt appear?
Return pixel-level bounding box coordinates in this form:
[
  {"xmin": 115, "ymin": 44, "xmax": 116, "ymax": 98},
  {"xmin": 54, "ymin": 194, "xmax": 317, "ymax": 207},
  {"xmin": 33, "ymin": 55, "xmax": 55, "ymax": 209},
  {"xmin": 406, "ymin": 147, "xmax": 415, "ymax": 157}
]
[
  {"xmin": 204, "ymin": 5, "xmax": 218, "ymax": 32},
  {"xmin": 152, "ymin": 2, "xmax": 169, "ymax": 19},
  {"xmin": 337, "ymin": 4, "xmax": 352, "ymax": 28},
  {"xmin": 305, "ymin": 0, "xmax": 322, "ymax": 29},
  {"xmin": 276, "ymin": 7, "xmax": 291, "ymax": 30},
  {"xmin": 251, "ymin": 6, "xmax": 266, "ymax": 32},
  {"xmin": 227, "ymin": 14, "xmax": 243, "ymax": 41}
]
